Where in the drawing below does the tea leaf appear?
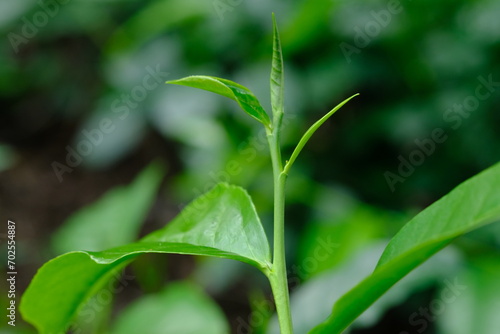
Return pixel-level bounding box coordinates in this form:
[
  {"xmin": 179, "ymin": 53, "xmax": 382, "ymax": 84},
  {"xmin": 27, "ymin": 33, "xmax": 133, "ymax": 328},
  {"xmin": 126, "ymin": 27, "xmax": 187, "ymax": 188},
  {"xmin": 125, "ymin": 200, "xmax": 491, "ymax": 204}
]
[
  {"xmin": 20, "ymin": 184, "xmax": 271, "ymax": 334},
  {"xmin": 311, "ymin": 162, "xmax": 500, "ymax": 333},
  {"xmin": 167, "ymin": 76, "xmax": 271, "ymax": 128},
  {"xmin": 270, "ymin": 13, "xmax": 284, "ymax": 127}
]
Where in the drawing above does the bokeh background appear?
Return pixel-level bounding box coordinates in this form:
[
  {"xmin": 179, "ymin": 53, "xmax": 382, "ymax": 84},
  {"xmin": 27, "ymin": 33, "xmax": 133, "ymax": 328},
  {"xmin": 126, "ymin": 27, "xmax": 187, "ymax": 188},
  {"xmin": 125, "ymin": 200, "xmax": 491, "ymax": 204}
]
[{"xmin": 1, "ymin": 0, "xmax": 500, "ymax": 333}]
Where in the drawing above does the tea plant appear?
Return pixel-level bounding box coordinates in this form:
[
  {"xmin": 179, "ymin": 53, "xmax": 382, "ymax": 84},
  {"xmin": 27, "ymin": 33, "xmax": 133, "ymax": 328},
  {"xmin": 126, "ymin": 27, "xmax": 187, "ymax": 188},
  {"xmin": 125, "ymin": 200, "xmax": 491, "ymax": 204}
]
[{"xmin": 21, "ymin": 14, "xmax": 500, "ymax": 334}]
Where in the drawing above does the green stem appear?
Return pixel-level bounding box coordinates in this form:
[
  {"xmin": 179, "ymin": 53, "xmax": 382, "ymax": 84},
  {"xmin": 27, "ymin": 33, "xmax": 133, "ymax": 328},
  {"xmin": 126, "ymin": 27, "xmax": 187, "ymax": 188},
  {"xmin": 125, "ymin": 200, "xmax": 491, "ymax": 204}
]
[{"xmin": 267, "ymin": 128, "xmax": 293, "ymax": 334}]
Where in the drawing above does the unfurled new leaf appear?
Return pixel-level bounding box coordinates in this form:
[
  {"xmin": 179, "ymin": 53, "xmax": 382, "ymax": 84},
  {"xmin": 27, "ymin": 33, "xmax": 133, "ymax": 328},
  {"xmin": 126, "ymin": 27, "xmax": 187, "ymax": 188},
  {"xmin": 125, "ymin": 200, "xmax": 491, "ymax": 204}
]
[
  {"xmin": 270, "ymin": 13, "xmax": 284, "ymax": 126},
  {"xmin": 311, "ymin": 162, "xmax": 500, "ymax": 334},
  {"xmin": 20, "ymin": 183, "xmax": 271, "ymax": 334},
  {"xmin": 167, "ymin": 76, "xmax": 271, "ymax": 128}
]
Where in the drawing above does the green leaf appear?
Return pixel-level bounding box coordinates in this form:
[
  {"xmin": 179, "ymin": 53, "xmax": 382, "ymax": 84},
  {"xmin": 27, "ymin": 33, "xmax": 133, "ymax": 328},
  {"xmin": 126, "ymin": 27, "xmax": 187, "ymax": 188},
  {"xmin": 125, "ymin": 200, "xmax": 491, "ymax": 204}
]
[
  {"xmin": 311, "ymin": 162, "xmax": 500, "ymax": 334},
  {"xmin": 20, "ymin": 183, "xmax": 271, "ymax": 334},
  {"xmin": 270, "ymin": 13, "xmax": 284, "ymax": 126},
  {"xmin": 167, "ymin": 75, "xmax": 271, "ymax": 128},
  {"xmin": 111, "ymin": 282, "xmax": 230, "ymax": 334},
  {"xmin": 52, "ymin": 162, "xmax": 165, "ymax": 254},
  {"xmin": 142, "ymin": 183, "xmax": 271, "ymax": 268},
  {"xmin": 283, "ymin": 94, "xmax": 359, "ymax": 175},
  {"xmin": 105, "ymin": 0, "xmax": 211, "ymax": 55}
]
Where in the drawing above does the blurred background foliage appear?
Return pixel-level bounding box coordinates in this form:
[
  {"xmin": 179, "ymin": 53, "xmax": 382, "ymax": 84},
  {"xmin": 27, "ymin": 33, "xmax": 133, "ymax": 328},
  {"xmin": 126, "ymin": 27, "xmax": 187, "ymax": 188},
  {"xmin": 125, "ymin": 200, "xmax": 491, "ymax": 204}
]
[{"xmin": 1, "ymin": 0, "xmax": 499, "ymax": 333}]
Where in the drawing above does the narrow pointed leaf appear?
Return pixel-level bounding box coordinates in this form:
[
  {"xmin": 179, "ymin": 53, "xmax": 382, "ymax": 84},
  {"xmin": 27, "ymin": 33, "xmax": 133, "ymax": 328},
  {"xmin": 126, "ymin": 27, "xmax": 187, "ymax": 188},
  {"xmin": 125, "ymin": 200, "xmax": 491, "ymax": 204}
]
[
  {"xmin": 167, "ymin": 75, "xmax": 271, "ymax": 127},
  {"xmin": 284, "ymin": 94, "xmax": 359, "ymax": 175},
  {"xmin": 21, "ymin": 183, "xmax": 271, "ymax": 334},
  {"xmin": 311, "ymin": 162, "xmax": 500, "ymax": 334},
  {"xmin": 270, "ymin": 13, "xmax": 284, "ymax": 124}
]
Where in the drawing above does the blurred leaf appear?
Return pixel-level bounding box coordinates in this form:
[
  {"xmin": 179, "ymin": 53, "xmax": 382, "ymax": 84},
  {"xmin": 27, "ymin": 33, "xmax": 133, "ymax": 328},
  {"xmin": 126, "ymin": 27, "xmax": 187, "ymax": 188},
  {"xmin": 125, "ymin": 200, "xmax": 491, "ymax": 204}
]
[
  {"xmin": 0, "ymin": 0, "xmax": 33, "ymax": 28},
  {"xmin": 297, "ymin": 202, "xmax": 400, "ymax": 280},
  {"xmin": 52, "ymin": 162, "xmax": 165, "ymax": 254},
  {"xmin": 438, "ymin": 256, "xmax": 500, "ymax": 334},
  {"xmin": 167, "ymin": 76, "xmax": 271, "ymax": 128},
  {"xmin": 76, "ymin": 106, "xmax": 147, "ymax": 170},
  {"xmin": 193, "ymin": 258, "xmax": 245, "ymax": 294},
  {"xmin": 0, "ymin": 143, "xmax": 16, "ymax": 172},
  {"xmin": 247, "ymin": 289, "xmax": 274, "ymax": 334},
  {"xmin": 105, "ymin": 0, "xmax": 211, "ymax": 55},
  {"xmin": 111, "ymin": 282, "xmax": 229, "ymax": 334},
  {"xmin": 270, "ymin": 13, "xmax": 284, "ymax": 123},
  {"xmin": 151, "ymin": 87, "xmax": 225, "ymax": 149},
  {"xmin": 21, "ymin": 183, "xmax": 271, "ymax": 334},
  {"xmin": 131, "ymin": 254, "xmax": 168, "ymax": 294},
  {"xmin": 311, "ymin": 162, "xmax": 500, "ymax": 334},
  {"xmin": 72, "ymin": 284, "xmax": 114, "ymax": 334},
  {"xmin": 282, "ymin": 0, "xmax": 335, "ymax": 53}
]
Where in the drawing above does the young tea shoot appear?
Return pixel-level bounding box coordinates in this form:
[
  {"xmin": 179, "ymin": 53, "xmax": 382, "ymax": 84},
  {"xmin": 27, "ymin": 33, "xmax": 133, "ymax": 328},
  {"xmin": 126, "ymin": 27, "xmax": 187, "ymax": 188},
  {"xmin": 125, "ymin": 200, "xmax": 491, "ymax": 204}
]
[{"xmin": 20, "ymin": 14, "xmax": 500, "ymax": 334}]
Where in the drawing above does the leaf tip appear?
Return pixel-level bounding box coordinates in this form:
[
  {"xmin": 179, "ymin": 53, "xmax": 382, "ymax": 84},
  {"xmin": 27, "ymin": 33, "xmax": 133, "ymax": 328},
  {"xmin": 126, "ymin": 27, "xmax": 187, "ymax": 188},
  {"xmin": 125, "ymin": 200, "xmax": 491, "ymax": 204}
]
[{"xmin": 271, "ymin": 13, "xmax": 279, "ymax": 32}]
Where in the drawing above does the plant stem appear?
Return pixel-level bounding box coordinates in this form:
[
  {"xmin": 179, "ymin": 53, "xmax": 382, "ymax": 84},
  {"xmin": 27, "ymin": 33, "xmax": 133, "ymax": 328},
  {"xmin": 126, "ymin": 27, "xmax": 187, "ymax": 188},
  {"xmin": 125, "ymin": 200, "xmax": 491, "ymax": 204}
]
[{"xmin": 267, "ymin": 129, "xmax": 293, "ymax": 334}]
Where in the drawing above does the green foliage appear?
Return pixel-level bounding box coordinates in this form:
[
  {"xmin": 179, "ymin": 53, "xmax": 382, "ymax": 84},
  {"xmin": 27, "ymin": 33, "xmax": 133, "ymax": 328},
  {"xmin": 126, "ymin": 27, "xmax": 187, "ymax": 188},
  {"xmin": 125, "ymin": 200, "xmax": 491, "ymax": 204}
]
[
  {"xmin": 21, "ymin": 253, "xmax": 130, "ymax": 334},
  {"xmin": 111, "ymin": 282, "xmax": 229, "ymax": 334},
  {"xmin": 142, "ymin": 183, "xmax": 271, "ymax": 270},
  {"xmin": 20, "ymin": 184, "xmax": 270, "ymax": 333},
  {"xmin": 19, "ymin": 12, "xmax": 500, "ymax": 334},
  {"xmin": 167, "ymin": 76, "xmax": 271, "ymax": 128},
  {"xmin": 311, "ymin": 162, "xmax": 500, "ymax": 333}
]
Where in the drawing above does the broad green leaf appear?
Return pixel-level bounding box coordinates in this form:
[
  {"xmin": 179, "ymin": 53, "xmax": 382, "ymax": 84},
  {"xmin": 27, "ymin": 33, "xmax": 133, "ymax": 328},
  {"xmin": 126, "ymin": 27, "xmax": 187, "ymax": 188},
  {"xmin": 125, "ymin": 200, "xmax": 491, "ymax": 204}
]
[
  {"xmin": 142, "ymin": 183, "xmax": 271, "ymax": 267},
  {"xmin": 20, "ymin": 183, "xmax": 271, "ymax": 334},
  {"xmin": 167, "ymin": 76, "xmax": 271, "ymax": 128},
  {"xmin": 111, "ymin": 282, "xmax": 229, "ymax": 334},
  {"xmin": 310, "ymin": 162, "xmax": 500, "ymax": 334},
  {"xmin": 270, "ymin": 13, "xmax": 284, "ymax": 125},
  {"xmin": 283, "ymin": 94, "xmax": 359, "ymax": 175},
  {"xmin": 52, "ymin": 162, "xmax": 165, "ymax": 254}
]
